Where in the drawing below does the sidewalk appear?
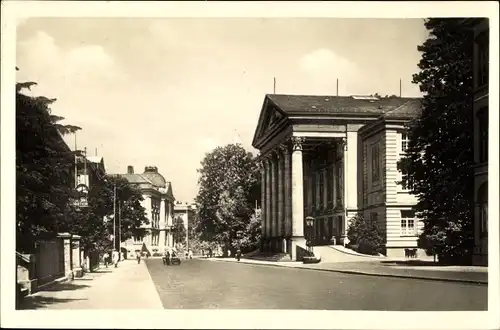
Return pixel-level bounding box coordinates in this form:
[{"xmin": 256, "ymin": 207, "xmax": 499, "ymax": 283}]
[
  {"xmin": 207, "ymin": 257, "xmax": 488, "ymax": 285},
  {"xmin": 19, "ymin": 260, "xmax": 163, "ymax": 310}
]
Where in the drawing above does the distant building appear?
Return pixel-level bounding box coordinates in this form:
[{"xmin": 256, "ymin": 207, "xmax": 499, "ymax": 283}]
[
  {"xmin": 116, "ymin": 165, "xmax": 176, "ymax": 258},
  {"xmin": 173, "ymin": 202, "xmax": 197, "ymax": 248},
  {"xmin": 252, "ymin": 94, "xmax": 423, "ymax": 260},
  {"xmin": 73, "ymin": 153, "xmax": 107, "ymax": 209}
]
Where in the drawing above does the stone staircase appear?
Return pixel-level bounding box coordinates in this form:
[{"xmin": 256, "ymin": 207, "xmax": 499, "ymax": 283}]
[{"xmin": 245, "ymin": 252, "xmax": 292, "ymax": 262}]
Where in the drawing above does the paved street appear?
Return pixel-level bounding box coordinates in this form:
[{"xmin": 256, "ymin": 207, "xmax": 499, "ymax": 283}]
[{"xmin": 145, "ymin": 258, "xmax": 487, "ymax": 311}]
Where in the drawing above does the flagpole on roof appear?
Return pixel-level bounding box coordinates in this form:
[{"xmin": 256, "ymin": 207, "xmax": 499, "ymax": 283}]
[{"xmin": 273, "ymin": 77, "xmax": 276, "ymax": 94}]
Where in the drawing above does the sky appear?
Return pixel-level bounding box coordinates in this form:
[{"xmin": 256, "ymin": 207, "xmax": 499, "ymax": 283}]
[{"xmin": 16, "ymin": 18, "xmax": 428, "ymax": 203}]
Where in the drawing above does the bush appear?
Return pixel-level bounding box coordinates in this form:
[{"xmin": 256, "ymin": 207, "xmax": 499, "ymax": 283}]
[{"xmin": 347, "ymin": 213, "xmax": 385, "ymax": 256}]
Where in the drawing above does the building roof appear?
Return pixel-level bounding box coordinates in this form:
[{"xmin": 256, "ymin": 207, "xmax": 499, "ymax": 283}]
[
  {"xmin": 141, "ymin": 166, "xmax": 167, "ymax": 188},
  {"xmin": 86, "ymin": 156, "xmax": 103, "ymax": 163},
  {"xmin": 266, "ymin": 94, "xmax": 421, "ymax": 116}
]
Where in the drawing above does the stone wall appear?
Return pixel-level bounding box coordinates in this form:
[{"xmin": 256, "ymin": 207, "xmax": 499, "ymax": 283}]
[{"xmin": 16, "ymin": 232, "xmax": 84, "ymax": 299}]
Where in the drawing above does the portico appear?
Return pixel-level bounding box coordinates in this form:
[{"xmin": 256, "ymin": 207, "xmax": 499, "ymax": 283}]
[
  {"xmin": 252, "ymin": 93, "xmax": 422, "ymax": 261},
  {"xmin": 258, "ymin": 134, "xmax": 352, "ymax": 260}
]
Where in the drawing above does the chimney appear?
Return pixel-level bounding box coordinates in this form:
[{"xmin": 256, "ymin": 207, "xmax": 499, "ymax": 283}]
[{"xmin": 127, "ymin": 165, "xmax": 134, "ymax": 174}]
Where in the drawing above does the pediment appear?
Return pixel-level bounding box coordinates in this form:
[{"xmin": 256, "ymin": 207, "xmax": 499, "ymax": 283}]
[
  {"xmin": 163, "ymin": 183, "xmax": 175, "ymax": 202},
  {"xmin": 252, "ymin": 96, "xmax": 288, "ymax": 147}
]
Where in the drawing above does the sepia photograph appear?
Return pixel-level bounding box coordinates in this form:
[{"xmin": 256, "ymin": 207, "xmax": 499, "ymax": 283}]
[{"xmin": 1, "ymin": 1, "xmax": 498, "ymax": 329}]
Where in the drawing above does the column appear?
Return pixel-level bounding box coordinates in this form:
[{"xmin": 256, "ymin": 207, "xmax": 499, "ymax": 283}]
[
  {"xmin": 270, "ymin": 152, "xmax": 278, "ymax": 244},
  {"xmin": 345, "ymin": 131, "xmax": 358, "ymax": 210},
  {"xmin": 58, "ymin": 233, "xmax": 73, "ymax": 279},
  {"xmin": 322, "ymin": 169, "xmax": 328, "ymax": 208},
  {"xmin": 332, "ymin": 160, "xmax": 337, "ymax": 207},
  {"xmin": 265, "ymin": 157, "xmax": 272, "ymax": 240},
  {"xmin": 291, "ymin": 136, "xmax": 305, "ymax": 237},
  {"xmin": 283, "ymin": 144, "xmax": 292, "ymax": 238},
  {"xmin": 277, "ymin": 149, "xmax": 284, "ymax": 241},
  {"xmin": 340, "ymin": 137, "xmax": 348, "ymax": 242},
  {"xmin": 159, "ymin": 198, "xmax": 166, "ymax": 251},
  {"xmin": 259, "ymin": 160, "xmax": 266, "ymax": 242},
  {"xmin": 315, "ymin": 172, "xmax": 320, "ymax": 210}
]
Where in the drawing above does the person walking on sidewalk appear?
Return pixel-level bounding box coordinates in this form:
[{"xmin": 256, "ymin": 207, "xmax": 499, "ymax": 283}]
[
  {"xmin": 103, "ymin": 252, "xmax": 110, "ymax": 268},
  {"xmin": 136, "ymin": 253, "xmax": 141, "ymax": 264},
  {"xmin": 236, "ymin": 248, "xmax": 242, "ymax": 262},
  {"xmin": 112, "ymin": 250, "xmax": 119, "ymax": 268}
]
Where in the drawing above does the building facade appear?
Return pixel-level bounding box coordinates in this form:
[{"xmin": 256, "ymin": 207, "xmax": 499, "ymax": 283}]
[
  {"xmin": 173, "ymin": 202, "xmax": 197, "ymax": 248},
  {"xmin": 470, "ymin": 18, "xmax": 489, "ymax": 266},
  {"xmin": 252, "ymin": 94, "xmax": 422, "ymax": 260},
  {"xmin": 118, "ymin": 166, "xmax": 176, "ymax": 258}
]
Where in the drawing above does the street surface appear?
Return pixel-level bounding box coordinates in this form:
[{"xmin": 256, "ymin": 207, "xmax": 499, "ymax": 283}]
[{"xmin": 145, "ymin": 258, "xmax": 487, "ymax": 310}]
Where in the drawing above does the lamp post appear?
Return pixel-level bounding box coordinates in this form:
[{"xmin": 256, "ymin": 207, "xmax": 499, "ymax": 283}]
[{"xmin": 305, "ymin": 216, "xmax": 315, "ymax": 254}]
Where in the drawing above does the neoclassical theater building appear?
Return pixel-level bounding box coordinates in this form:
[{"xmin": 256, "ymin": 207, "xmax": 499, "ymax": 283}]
[
  {"xmin": 252, "ymin": 94, "xmax": 422, "ymax": 260},
  {"xmin": 117, "ymin": 165, "xmax": 176, "ymax": 258}
]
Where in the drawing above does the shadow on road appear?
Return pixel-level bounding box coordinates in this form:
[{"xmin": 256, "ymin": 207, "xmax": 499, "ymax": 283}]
[{"xmin": 19, "ymin": 296, "xmax": 88, "ymax": 310}]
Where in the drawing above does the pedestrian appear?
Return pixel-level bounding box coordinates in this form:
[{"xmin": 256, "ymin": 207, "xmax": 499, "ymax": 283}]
[
  {"xmin": 112, "ymin": 249, "xmax": 119, "ymax": 268},
  {"xmin": 103, "ymin": 252, "xmax": 109, "ymax": 268},
  {"xmin": 227, "ymin": 249, "xmax": 231, "ymax": 258},
  {"xmin": 136, "ymin": 253, "xmax": 141, "ymax": 264},
  {"xmin": 165, "ymin": 250, "xmax": 171, "ymax": 266},
  {"xmin": 188, "ymin": 249, "xmax": 193, "ymax": 260},
  {"xmin": 236, "ymin": 248, "xmax": 242, "ymax": 262}
]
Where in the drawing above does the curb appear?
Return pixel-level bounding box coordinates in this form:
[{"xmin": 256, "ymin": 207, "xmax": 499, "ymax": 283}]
[{"xmin": 208, "ymin": 258, "xmax": 488, "ymax": 285}]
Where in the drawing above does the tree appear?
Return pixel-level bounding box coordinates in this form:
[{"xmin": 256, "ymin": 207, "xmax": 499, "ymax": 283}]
[
  {"xmin": 173, "ymin": 216, "xmax": 186, "ymax": 244},
  {"xmin": 346, "ymin": 213, "xmax": 384, "ymax": 256},
  {"xmin": 236, "ymin": 210, "xmax": 262, "ymax": 253},
  {"xmin": 195, "ymin": 144, "xmax": 260, "ymax": 248},
  {"xmin": 398, "ymin": 18, "xmax": 475, "ymax": 264},
  {"xmin": 16, "ymin": 73, "xmax": 81, "ymax": 253},
  {"xmin": 16, "ymin": 70, "xmax": 149, "ymax": 254}
]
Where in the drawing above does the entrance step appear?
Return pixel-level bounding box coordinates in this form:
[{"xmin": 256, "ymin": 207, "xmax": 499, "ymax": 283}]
[{"xmin": 245, "ymin": 252, "xmax": 292, "ymax": 262}]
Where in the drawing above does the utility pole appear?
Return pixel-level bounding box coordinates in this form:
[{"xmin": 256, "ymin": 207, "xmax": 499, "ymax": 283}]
[
  {"xmin": 118, "ymin": 200, "xmax": 122, "ymax": 261},
  {"xmin": 113, "ymin": 182, "xmax": 116, "ymax": 251},
  {"xmin": 185, "ymin": 204, "xmax": 189, "ymax": 250}
]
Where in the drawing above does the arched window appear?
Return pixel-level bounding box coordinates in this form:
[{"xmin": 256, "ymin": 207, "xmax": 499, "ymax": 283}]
[{"xmin": 477, "ymin": 182, "xmax": 488, "ymax": 237}]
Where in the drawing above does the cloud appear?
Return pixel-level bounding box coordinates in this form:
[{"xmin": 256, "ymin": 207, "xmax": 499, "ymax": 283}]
[
  {"xmin": 297, "ymin": 48, "xmax": 370, "ymax": 95},
  {"xmin": 299, "ymin": 48, "xmax": 359, "ymax": 77},
  {"xmin": 17, "ymin": 31, "xmax": 123, "ymax": 86},
  {"xmin": 197, "ymin": 137, "xmax": 221, "ymax": 153}
]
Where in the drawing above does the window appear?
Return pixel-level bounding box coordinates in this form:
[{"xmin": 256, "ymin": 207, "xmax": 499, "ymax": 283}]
[
  {"xmin": 477, "ymin": 182, "xmax": 488, "ymax": 237},
  {"xmin": 369, "ymin": 212, "xmax": 378, "ymax": 226},
  {"xmin": 401, "ymin": 133, "xmax": 409, "ymax": 153},
  {"xmin": 400, "ymin": 210, "xmax": 417, "ymax": 236},
  {"xmin": 397, "ymin": 162, "xmax": 414, "ymax": 191},
  {"xmin": 134, "ymin": 234, "xmax": 144, "ymax": 244},
  {"xmin": 477, "ymin": 108, "xmax": 488, "ymax": 163},
  {"xmin": 371, "ymin": 143, "xmax": 380, "ymax": 184},
  {"xmin": 476, "ymin": 31, "xmax": 489, "ymax": 88}
]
